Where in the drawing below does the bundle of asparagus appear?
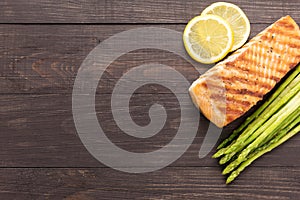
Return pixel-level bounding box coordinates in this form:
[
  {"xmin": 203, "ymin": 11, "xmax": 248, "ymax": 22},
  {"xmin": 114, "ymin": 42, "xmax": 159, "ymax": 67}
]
[{"xmin": 213, "ymin": 64, "xmax": 300, "ymax": 184}]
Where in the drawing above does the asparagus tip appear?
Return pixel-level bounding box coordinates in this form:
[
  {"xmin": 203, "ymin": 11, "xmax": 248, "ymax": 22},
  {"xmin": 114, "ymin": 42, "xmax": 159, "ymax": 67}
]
[
  {"xmin": 212, "ymin": 154, "xmax": 218, "ymax": 158},
  {"xmin": 222, "ymin": 169, "xmax": 230, "ymax": 175},
  {"xmin": 212, "ymin": 150, "xmax": 223, "ymax": 158},
  {"xmin": 226, "ymin": 178, "xmax": 232, "ymax": 184}
]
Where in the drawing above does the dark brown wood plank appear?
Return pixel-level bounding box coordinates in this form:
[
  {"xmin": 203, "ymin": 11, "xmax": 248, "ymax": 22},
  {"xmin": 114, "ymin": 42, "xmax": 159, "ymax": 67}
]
[
  {"xmin": 0, "ymin": 0, "xmax": 299, "ymax": 23},
  {"xmin": 1, "ymin": 94, "xmax": 299, "ymax": 167},
  {"xmin": 1, "ymin": 24, "xmax": 273, "ymax": 94},
  {"xmin": 0, "ymin": 167, "xmax": 299, "ymax": 199},
  {"xmin": 1, "ymin": 0, "xmax": 299, "ymax": 199}
]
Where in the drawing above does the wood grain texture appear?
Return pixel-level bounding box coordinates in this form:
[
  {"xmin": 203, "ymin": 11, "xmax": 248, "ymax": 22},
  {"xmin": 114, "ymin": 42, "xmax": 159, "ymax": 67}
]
[
  {"xmin": 1, "ymin": 94, "xmax": 300, "ymax": 168},
  {"xmin": 0, "ymin": 24, "xmax": 280, "ymax": 94},
  {"xmin": 1, "ymin": 0, "xmax": 300, "ymax": 199},
  {"xmin": 0, "ymin": 167, "xmax": 299, "ymax": 199},
  {"xmin": 0, "ymin": 0, "xmax": 299, "ymax": 23}
]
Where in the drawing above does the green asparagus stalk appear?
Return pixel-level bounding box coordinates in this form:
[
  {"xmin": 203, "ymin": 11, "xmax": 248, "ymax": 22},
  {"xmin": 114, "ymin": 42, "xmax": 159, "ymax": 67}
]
[
  {"xmin": 219, "ymin": 151, "xmax": 236, "ymax": 164},
  {"xmin": 222, "ymin": 92, "xmax": 300, "ymax": 174},
  {"xmin": 220, "ymin": 105, "xmax": 300, "ymax": 164},
  {"xmin": 226, "ymin": 120, "xmax": 300, "ymax": 184},
  {"xmin": 261, "ymin": 107, "xmax": 299, "ymax": 146},
  {"xmin": 223, "ymin": 105, "xmax": 300, "ymax": 174},
  {"xmin": 217, "ymin": 64, "xmax": 300, "ymax": 150},
  {"xmin": 214, "ymin": 73, "xmax": 300, "ymax": 159},
  {"xmin": 223, "ymin": 75, "xmax": 300, "ymax": 156},
  {"xmin": 213, "ymin": 140, "xmax": 235, "ymax": 158}
]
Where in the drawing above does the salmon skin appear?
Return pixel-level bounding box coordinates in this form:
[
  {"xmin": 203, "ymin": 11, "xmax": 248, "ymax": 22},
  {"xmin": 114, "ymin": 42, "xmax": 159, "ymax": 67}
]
[{"xmin": 189, "ymin": 15, "xmax": 300, "ymax": 128}]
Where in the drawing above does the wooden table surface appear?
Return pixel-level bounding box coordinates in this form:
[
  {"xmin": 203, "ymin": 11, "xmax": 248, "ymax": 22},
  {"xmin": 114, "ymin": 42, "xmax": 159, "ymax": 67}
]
[{"xmin": 1, "ymin": 0, "xmax": 299, "ymax": 199}]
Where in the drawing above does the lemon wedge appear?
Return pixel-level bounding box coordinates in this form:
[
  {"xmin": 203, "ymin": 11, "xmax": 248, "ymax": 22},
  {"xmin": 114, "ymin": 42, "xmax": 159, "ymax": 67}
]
[
  {"xmin": 183, "ymin": 14, "xmax": 233, "ymax": 64},
  {"xmin": 201, "ymin": 2, "xmax": 250, "ymax": 51}
]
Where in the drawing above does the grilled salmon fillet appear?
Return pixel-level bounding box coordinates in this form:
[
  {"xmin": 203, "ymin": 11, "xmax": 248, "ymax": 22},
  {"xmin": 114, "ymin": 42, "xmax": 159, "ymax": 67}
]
[{"xmin": 189, "ymin": 15, "xmax": 300, "ymax": 128}]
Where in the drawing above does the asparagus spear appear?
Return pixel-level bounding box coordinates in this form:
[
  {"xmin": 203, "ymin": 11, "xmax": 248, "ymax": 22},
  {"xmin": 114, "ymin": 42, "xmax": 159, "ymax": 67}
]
[
  {"xmin": 219, "ymin": 151, "xmax": 236, "ymax": 164},
  {"xmin": 220, "ymin": 105, "xmax": 300, "ymax": 164},
  {"xmin": 222, "ymin": 92, "xmax": 300, "ymax": 174},
  {"xmin": 217, "ymin": 65, "xmax": 300, "ymax": 150},
  {"xmin": 213, "ymin": 140, "xmax": 235, "ymax": 158},
  {"xmin": 222, "ymin": 76, "xmax": 300, "ymax": 156},
  {"xmin": 226, "ymin": 119, "xmax": 300, "ymax": 184},
  {"xmin": 258, "ymin": 107, "xmax": 300, "ymax": 147},
  {"xmin": 223, "ymin": 105, "xmax": 300, "ymax": 173}
]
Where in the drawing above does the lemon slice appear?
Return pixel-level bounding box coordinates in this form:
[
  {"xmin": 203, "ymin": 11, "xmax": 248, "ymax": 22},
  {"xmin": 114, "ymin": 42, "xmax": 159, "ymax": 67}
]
[
  {"xmin": 201, "ymin": 2, "xmax": 250, "ymax": 51},
  {"xmin": 183, "ymin": 14, "xmax": 233, "ymax": 64}
]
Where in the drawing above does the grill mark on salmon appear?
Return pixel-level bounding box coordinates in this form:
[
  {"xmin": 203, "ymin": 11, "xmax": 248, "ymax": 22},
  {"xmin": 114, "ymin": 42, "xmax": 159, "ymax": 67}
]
[
  {"xmin": 263, "ymin": 29, "xmax": 300, "ymax": 42},
  {"xmin": 222, "ymin": 77, "xmax": 273, "ymax": 90},
  {"xmin": 201, "ymin": 72, "xmax": 273, "ymax": 100},
  {"xmin": 205, "ymin": 66, "xmax": 274, "ymax": 87},
  {"xmin": 225, "ymin": 108, "xmax": 245, "ymax": 116},
  {"xmin": 221, "ymin": 64, "xmax": 279, "ymax": 93},
  {"xmin": 226, "ymin": 97, "xmax": 251, "ymax": 107},
  {"xmin": 244, "ymin": 44, "xmax": 296, "ymax": 73},
  {"xmin": 224, "ymin": 65, "xmax": 282, "ymax": 88},
  {"xmin": 212, "ymin": 95, "xmax": 251, "ymax": 111},
  {"xmin": 277, "ymin": 20, "xmax": 298, "ymax": 30},
  {"xmin": 189, "ymin": 15, "xmax": 300, "ymax": 128},
  {"xmin": 225, "ymin": 61, "xmax": 283, "ymax": 81},
  {"xmin": 209, "ymin": 82, "xmax": 266, "ymax": 98},
  {"xmin": 227, "ymin": 88, "xmax": 265, "ymax": 98}
]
